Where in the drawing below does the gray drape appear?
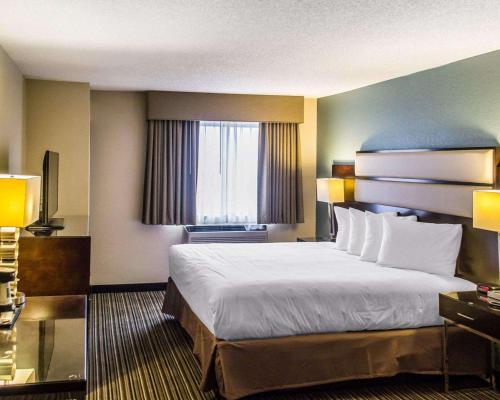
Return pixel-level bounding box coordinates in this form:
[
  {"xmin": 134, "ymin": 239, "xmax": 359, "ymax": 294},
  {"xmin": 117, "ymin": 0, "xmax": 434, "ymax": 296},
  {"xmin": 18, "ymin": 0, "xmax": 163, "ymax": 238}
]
[
  {"xmin": 257, "ymin": 122, "xmax": 304, "ymax": 224},
  {"xmin": 142, "ymin": 120, "xmax": 199, "ymax": 225}
]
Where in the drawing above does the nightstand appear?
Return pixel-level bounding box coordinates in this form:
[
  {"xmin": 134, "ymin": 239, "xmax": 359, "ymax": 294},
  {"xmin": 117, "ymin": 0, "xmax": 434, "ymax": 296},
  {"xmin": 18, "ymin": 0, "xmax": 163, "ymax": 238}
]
[
  {"xmin": 439, "ymin": 291, "xmax": 500, "ymax": 392},
  {"xmin": 297, "ymin": 237, "xmax": 335, "ymax": 242}
]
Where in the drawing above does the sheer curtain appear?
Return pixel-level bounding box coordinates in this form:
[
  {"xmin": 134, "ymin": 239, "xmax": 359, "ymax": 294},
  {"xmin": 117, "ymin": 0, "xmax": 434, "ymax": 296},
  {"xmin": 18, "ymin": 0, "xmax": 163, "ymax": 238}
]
[{"xmin": 196, "ymin": 121, "xmax": 258, "ymax": 224}]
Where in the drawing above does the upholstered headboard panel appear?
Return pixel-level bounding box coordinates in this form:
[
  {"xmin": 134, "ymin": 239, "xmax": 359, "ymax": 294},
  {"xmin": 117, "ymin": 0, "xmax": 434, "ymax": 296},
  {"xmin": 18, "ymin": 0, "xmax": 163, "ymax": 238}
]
[
  {"xmin": 355, "ymin": 147, "xmax": 499, "ymax": 218},
  {"xmin": 356, "ymin": 148, "xmax": 496, "ymax": 184},
  {"xmin": 355, "ymin": 180, "xmax": 488, "ymax": 218},
  {"xmin": 344, "ymin": 146, "xmax": 500, "ymax": 283}
]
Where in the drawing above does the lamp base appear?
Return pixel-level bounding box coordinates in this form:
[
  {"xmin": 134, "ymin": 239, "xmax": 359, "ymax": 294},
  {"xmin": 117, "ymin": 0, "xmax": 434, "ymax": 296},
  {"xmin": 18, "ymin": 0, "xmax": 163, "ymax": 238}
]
[
  {"xmin": 0, "ymin": 227, "xmax": 25, "ymax": 329},
  {"xmin": 328, "ymin": 203, "xmax": 338, "ymax": 238}
]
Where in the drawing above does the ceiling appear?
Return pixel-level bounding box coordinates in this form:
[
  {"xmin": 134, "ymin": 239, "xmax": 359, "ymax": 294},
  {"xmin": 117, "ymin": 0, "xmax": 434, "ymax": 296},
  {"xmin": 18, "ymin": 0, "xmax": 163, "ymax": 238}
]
[{"xmin": 1, "ymin": 0, "xmax": 500, "ymax": 97}]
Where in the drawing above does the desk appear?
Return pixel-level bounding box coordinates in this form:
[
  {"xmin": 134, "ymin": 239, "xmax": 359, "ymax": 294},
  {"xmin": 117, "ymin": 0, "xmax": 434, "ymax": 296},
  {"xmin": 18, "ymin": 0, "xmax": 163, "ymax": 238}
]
[{"xmin": 0, "ymin": 295, "xmax": 87, "ymax": 399}]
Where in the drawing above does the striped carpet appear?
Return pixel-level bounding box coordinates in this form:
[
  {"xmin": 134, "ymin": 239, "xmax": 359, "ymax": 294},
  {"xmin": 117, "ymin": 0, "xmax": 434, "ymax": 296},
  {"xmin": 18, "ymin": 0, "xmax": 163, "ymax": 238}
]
[{"xmin": 88, "ymin": 291, "xmax": 499, "ymax": 400}]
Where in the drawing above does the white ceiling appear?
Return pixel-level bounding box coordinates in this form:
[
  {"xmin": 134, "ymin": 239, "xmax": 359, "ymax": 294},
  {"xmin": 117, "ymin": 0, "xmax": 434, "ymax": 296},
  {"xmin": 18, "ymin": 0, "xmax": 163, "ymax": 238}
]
[{"xmin": 1, "ymin": 0, "xmax": 500, "ymax": 97}]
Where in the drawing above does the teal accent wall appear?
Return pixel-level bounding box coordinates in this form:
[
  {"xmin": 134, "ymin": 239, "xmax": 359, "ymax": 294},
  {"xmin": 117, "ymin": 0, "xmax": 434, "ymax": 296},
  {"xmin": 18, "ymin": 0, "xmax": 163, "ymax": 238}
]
[{"xmin": 316, "ymin": 50, "xmax": 500, "ymax": 236}]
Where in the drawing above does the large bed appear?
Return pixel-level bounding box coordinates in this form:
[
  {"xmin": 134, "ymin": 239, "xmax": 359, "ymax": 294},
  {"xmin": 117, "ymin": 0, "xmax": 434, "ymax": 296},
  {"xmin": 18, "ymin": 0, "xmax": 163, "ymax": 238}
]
[
  {"xmin": 169, "ymin": 241, "xmax": 475, "ymax": 340},
  {"xmin": 163, "ymin": 206, "xmax": 494, "ymax": 399},
  {"xmin": 163, "ymin": 148, "xmax": 499, "ymax": 399}
]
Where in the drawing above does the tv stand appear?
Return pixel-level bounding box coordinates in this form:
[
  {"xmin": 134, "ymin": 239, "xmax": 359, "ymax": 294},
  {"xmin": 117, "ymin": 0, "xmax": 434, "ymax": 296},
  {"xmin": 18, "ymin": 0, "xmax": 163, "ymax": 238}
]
[
  {"xmin": 19, "ymin": 216, "xmax": 90, "ymax": 296},
  {"xmin": 25, "ymin": 218, "xmax": 65, "ymax": 236}
]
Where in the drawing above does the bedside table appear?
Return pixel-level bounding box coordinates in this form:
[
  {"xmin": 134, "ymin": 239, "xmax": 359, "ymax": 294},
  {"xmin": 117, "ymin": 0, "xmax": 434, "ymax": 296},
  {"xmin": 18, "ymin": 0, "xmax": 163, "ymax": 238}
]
[
  {"xmin": 439, "ymin": 291, "xmax": 500, "ymax": 392},
  {"xmin": 297, "ymin": 236, "xmax": 335, "ymax": 242}
]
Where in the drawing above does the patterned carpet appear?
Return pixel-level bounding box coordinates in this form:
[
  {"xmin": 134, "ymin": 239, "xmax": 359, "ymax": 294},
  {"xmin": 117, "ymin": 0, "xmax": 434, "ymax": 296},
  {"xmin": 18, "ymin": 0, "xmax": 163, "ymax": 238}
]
[{"xmin": 87, "ymin": 291, "xmax": 499, "ymax": 400}]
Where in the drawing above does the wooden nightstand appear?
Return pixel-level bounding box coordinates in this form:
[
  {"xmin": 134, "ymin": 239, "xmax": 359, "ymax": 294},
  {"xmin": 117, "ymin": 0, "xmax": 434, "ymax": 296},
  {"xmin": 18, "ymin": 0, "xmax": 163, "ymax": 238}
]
[
  {"xmin": 297, "ymin": 236, "xmax": 335, "ymax": 242},
  {"xmin": 439, "ymin": 291, "xmax": 500, "ymax": 392}
]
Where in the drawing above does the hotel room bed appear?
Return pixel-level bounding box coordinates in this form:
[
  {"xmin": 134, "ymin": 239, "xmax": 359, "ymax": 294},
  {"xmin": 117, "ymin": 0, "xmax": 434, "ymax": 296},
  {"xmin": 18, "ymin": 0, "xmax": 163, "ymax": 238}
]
[
  {"xmin": 169, "ymin": 241, "xmax": 475, "ymax": 340},
  {"xmin": 163, "ymin": 148, "xmax": 499, "ymax": 399},
  {"xmin": 163, "ymin": 239, "xmax": 489, "ymax": 399}
]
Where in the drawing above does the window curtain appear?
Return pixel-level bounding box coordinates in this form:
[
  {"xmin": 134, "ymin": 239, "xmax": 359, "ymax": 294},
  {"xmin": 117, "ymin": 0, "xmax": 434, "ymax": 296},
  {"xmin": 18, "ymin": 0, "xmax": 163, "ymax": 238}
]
[
  {"xmin": 196, "ymin": 122, "xmax": 258, "ymax": 224},
  {"xmin": 142, "ymin": 120, "xmax": 199, "ymax": 225},
  {"xmin": 257, "ymin": 122, "xmax": 304, "ymax": 224}
]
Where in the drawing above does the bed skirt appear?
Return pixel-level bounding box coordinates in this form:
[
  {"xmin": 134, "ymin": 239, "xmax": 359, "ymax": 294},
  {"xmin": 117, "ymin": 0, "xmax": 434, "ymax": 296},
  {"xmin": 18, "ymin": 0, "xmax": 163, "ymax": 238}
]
[{"xmin": 162, "ymin": 279, "xmax": 489, "ymax": 400}]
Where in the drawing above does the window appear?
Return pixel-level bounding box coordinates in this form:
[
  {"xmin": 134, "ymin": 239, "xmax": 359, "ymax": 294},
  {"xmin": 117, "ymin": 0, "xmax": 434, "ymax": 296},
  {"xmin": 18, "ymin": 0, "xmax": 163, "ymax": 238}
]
[{"xmin": 196, "ymin": 121, "xmax": 259, "ymax": 224}]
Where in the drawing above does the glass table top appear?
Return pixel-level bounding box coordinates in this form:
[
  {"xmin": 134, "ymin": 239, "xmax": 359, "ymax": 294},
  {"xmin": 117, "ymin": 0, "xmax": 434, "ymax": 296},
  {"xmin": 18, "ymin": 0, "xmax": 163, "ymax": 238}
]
[
  {"xmin": 441, "ymin": 290, "xmax": 500, "ymax": 314},
  {"xmin": 0, "ymin": 296, "xmax": 86, "ymax": 391}
]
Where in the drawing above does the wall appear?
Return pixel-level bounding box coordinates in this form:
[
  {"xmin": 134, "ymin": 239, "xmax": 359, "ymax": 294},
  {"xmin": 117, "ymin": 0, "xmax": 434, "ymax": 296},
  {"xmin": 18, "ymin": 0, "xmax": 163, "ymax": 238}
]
[
  {"xmin": 25, "ymin": 79, "xmax": 90, "ymax": 218},
  {"xmin": 90, "ymin": 92, "xmax": 316, "ymax": 284},
  {"xmin": 90, "ymin": 91, "xmax": 181, "ymax": 284},
  {"xmin": 0, "ymin": 45, "xmax": 25, "ymax": 174},
  {"xmin": 317, "ymin": 50, "xmax": 500, "ymax": 236}
]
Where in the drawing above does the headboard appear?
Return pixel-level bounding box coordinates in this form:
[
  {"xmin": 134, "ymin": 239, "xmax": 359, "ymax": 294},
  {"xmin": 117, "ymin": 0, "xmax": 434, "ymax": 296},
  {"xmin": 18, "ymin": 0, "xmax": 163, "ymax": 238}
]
[
  {"xmin": 331, "ymin": 146, "xmax": 500, "ymax": 284},
  {"xmin": 354, "ymin": 147, "xmax": 499, "ymax": 217}
]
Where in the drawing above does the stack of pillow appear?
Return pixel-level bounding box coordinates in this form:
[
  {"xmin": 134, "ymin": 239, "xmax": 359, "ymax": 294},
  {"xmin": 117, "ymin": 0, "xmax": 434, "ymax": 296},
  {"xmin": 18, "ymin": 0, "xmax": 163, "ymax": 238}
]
[{"xmin": 334, "ymin": 207, "xmax": 463, "ymax": 277}]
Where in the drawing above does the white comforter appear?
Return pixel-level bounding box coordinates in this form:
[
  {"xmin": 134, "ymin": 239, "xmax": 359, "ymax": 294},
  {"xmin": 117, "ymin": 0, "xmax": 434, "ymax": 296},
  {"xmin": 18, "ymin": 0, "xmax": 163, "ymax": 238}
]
[{"xmin": 169, "ymin": 242, "xmax": 475, "ymax": 340}]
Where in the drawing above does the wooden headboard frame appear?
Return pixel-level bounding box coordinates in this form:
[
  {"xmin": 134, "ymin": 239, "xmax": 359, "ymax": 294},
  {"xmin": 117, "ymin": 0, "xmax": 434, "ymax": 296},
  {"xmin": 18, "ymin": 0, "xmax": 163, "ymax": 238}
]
[
  {"xmin": 334, "ymin": 201, "xmax": 499, "ymax": 284},
  {"xmin": 330, "ymin": 147, "xmax": 500, "ymax": 284}
]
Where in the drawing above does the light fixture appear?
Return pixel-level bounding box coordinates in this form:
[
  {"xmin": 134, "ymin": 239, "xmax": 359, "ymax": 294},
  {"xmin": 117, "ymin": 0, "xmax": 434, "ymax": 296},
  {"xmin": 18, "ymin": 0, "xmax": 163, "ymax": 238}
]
[
  {"xmin": 316, "ymin": 177, "xmax": 354, "ymax": 238},
  {"xmin": 473, "ymin": 190, "xmax": 500, "ymax": 283},
  {"xmin": 0, "ymin": 175, "xmax": 40, "ymax": 328}
]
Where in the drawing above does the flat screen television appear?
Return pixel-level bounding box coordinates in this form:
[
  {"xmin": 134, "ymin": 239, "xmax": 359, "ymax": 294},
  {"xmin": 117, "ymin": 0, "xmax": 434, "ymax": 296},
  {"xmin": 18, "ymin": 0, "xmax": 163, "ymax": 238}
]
[
  {"xmin": 40, "ymin": 151, "xmax": 59, "ymax": 224},
  {"xmin": 26, "ymin": 151, "xmax": 64, "ymax": 235}
]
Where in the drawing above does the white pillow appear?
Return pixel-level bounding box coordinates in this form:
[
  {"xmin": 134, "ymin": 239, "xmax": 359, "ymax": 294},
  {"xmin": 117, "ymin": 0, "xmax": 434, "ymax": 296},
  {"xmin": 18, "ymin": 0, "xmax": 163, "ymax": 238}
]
[
  {"xmin": 360, "ymin": 211, "xmax": 415, "ymax": 262},
  {"xmin": 334, "ymin": 206, "xmax": 350, "ymax": 250},
  {"xmin": 377, "ymin": 216, "xmax": 462, "ymax": 277},
  {"xmin": 347, "ymin": 208, "xmax": 367, "ymax": 255}
]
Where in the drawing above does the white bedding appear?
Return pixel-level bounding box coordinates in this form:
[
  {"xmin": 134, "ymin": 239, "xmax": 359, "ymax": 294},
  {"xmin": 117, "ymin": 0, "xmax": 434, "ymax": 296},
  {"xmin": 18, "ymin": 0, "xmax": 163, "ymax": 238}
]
[{"xmin": 169, "ymin": 242, "xmax": 475, "ymax": 340}]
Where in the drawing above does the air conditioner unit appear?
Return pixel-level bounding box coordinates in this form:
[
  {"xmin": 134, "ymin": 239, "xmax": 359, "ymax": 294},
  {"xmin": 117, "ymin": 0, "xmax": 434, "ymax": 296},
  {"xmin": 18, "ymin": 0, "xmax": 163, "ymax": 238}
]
[{"xmin": 183, "ymin": 225, "xmax": 268, "ymax": 244}]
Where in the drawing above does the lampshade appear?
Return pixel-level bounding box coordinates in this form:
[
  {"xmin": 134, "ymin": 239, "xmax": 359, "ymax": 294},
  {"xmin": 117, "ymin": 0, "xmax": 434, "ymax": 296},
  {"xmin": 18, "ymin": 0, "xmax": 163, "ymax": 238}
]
[
  {"xmin": 473, "ymin": 190, "xmax": 500, "ymax": 232},
  {"xmin": 0, "ymin": 175, "xmax": 41, "ymax": 228},
  {"xmin": 316, "ymin": 178, "xmax": 354, "ymax": 203}
]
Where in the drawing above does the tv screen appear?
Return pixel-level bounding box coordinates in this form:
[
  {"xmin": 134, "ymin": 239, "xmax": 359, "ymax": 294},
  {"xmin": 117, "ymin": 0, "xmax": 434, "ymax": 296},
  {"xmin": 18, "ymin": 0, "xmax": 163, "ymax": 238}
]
[{"xmin": 40, "ymin": 151, "xmax": 59, "ymax": 224}]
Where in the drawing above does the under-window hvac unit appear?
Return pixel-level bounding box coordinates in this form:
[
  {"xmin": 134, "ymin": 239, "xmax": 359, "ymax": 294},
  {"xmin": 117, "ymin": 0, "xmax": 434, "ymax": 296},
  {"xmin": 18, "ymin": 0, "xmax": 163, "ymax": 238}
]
[{"xmin": 183, "ymin": 225, "xmax": 268, "ymax": 244}]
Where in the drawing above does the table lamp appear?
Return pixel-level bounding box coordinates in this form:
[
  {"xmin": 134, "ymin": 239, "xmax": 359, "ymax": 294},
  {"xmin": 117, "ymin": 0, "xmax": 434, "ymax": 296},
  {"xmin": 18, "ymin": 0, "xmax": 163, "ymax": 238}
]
[
  {"xmin": 317, "ymin": 178, "xmax": 354, "ymax": 238},
  {"xmin": 473, "ymin": 190, "xmax": 500, "ymax": 282},
  {"xmin": 0, "ymin": 175, "xmax": 40, "ymax": 328}
]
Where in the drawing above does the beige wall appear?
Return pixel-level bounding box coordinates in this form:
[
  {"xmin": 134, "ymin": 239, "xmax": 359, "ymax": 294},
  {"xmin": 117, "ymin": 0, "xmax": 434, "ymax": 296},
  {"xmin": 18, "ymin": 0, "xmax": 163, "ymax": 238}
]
[
  {"xmin": 90, "ymin": 92, "xmax": 317, "ymax": 284},
  {"xmin": 25, "ymin": 79, "xmax": 90, "ymax": 218},
  {"xmin": 0, "ymin": 46, "xmax": 25, "ymax": 174},
  {"xmin": 90, "ymin": 91, "xmax": 179, "ymax": 284}
]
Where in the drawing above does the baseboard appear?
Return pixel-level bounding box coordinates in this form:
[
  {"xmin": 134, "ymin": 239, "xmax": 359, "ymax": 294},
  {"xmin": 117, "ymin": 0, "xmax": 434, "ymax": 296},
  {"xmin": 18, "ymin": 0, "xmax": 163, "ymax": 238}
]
[{"xmin": 90, "ymin": 282, "xmax": 167, "ymax": 293}]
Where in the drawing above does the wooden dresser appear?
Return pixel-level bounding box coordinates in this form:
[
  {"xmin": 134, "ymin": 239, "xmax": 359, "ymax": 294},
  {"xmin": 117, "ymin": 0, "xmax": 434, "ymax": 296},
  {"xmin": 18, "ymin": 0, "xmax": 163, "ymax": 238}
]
[{"xmin": 18, "ymin": 216, "xmax": 90, "ymax": 296}]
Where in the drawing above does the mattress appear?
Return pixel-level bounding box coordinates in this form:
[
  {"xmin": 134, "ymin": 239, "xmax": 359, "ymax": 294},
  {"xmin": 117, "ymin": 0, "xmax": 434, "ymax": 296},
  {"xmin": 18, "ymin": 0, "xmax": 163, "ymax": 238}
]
[{"xmin": 169, "ymin": 242, "xmax": 475, "ymax": 340}]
